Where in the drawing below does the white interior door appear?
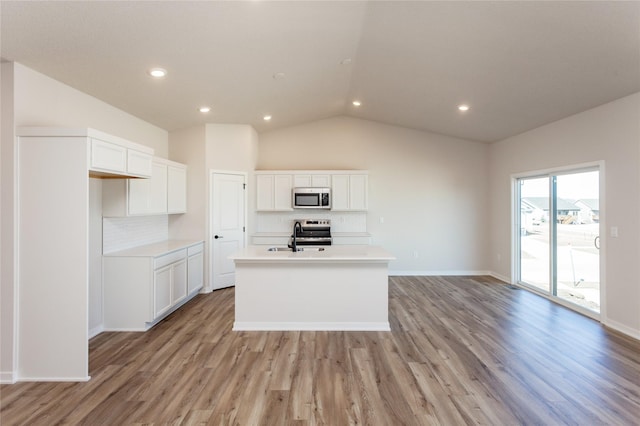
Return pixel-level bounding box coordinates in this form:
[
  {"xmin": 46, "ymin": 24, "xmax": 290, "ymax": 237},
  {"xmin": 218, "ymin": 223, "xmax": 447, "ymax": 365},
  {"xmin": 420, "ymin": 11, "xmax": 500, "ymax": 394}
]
[{"xmin": 211, "ymin": 172, "xmax": 246, "ymax": 290}]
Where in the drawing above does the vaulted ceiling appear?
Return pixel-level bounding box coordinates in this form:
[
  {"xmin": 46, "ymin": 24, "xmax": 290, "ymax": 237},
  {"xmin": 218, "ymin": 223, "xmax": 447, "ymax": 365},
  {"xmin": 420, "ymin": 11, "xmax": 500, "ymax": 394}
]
[{"xmin": 2, "ymin": 1, "xmax": 639, "ymax": 142}]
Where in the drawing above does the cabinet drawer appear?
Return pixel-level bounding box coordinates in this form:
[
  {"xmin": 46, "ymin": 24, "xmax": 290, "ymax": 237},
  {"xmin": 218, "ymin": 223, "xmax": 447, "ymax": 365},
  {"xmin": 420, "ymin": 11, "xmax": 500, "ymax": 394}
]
[
  {"xmin": 188, "ymin": 243, "xmax": 204, "ymax": 256},
  {"xmin": 154, "ymin": 249, "xmax": 187, "ymax": 269}
]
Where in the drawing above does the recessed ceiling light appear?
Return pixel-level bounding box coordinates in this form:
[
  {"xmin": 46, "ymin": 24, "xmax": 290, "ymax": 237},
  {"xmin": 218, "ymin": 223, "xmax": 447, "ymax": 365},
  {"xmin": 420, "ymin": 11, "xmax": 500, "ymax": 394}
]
[
  {"xmin": 341, "ymin": 58, "xmax": 353, "ymax": 65},
  {"xmin": 148, "ymin": 68, "xmax": 167, "ymax": 78},
  {"xmin": 199, "ymin": 106, "xmax": 211, "ymax": 113},
  {"xmin": 263, "ymin": 115, "xmax": 272, "ymax": 121},
  {"xmin": 273, "ymin": 72, "xmax": 285, "ymax": 80},
  {"xmin": 458, "ymin": 104, "xmax": 470, "ymax": 112},
  {"xmin": 352, "ymin": 100, "xmax": 362, "ymax": 107}
]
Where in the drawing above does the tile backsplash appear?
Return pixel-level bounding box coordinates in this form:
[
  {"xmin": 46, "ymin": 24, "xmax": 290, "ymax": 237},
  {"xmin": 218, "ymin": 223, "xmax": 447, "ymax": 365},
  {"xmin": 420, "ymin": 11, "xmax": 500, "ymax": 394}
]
[
  {"xmin": 103, "ymin": 216, "xmax": 168, "ymax": 253},
  {"xmin": 256, "ymin": 212, "xmax": 367, "ymax": 233}
]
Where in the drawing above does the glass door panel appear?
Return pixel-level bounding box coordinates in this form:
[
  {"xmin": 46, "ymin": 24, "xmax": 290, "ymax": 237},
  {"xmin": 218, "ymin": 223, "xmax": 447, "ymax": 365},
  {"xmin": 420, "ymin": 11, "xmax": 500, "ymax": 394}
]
[
  {"xmin": 554, "ymin": 171, "xmax": 600, "ymax": 312},
  {"xmin": 519, "ymin": 177, "xmax": 550, "ymax": 293},
  {"xmin": 516, "ymin": 169, "xmax": 600, "ymax": 315}
]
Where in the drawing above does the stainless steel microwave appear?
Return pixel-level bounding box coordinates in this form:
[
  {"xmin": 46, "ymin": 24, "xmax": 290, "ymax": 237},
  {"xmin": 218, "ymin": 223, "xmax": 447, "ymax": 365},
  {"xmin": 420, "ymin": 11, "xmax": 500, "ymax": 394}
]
[{"xmin": 292, "ymin": 187, "xmax": 331, "ymax": 209}]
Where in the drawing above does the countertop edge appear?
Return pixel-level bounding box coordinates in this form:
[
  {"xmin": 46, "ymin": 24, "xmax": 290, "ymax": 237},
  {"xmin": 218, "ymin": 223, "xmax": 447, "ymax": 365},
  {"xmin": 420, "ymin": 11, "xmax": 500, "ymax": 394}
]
[
  {"xmin": 230, "ymin": 245, "xmax": 395, "ymax": 263},
  {"xmin": 103, "ymin": 239, "xmax": 204, "ymax": 257}
]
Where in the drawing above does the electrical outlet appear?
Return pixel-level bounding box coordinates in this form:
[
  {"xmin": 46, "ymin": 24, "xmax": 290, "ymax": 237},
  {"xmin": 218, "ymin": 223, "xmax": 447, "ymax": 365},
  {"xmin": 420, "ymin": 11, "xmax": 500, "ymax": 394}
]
[
  {"xmin": 611, "ymin": 226, "xmax": 619, "ymax": 238},
  {"xmin": 497, "ymin": 253, "xmax": 501, "ymax": 262},
  {"xmin": 379, "ymin": 217, "xmax": 384, "ymax": 224},
  {"xmin": 413, "ymin": 251, "xmax": 419, "ymax": 258}
]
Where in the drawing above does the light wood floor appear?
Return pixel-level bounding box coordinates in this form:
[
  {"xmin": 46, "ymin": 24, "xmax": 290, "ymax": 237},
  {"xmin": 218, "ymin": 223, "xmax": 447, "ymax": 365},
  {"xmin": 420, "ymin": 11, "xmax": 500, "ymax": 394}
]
[{"xmin": 2, "ymin": 276, "xmax": 639, "ymax": 425}]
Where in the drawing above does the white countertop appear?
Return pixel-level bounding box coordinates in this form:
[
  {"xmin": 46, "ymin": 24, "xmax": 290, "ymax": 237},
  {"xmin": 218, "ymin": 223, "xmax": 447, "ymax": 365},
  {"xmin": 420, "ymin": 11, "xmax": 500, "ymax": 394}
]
[
  {"xmin": 230, "ymin": 245, "xmax": 395, "ymax": 263},
  {"xmin": 103, "ymin": 239, "xmax": 203, "ymax": 257}
]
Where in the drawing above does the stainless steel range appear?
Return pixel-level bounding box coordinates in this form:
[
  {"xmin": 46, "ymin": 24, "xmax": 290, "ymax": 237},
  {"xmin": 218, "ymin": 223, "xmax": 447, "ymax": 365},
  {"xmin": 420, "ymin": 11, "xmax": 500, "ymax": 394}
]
[{"xmin": 290, "ymin": 219, "xmax": 332, "ymax": 247}]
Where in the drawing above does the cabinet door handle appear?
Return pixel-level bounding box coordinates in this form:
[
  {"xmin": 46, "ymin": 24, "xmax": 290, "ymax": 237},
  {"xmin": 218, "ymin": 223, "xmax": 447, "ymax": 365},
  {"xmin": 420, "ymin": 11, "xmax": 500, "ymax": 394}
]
[{"xmin": 214, "ymin": 235, "xmax": 223, "ymax": 239}]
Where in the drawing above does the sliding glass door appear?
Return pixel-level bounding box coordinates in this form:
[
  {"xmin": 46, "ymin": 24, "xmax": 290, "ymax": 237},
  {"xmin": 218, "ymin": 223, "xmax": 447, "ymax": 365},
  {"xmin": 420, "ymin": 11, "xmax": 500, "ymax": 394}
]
[
  {"xmin": 516, "ymin": 168, "xmax": 600, "ymax": 314},
  {"xmin": 519, "ymin": 177, "xmax": 550, "ymax": 292}
]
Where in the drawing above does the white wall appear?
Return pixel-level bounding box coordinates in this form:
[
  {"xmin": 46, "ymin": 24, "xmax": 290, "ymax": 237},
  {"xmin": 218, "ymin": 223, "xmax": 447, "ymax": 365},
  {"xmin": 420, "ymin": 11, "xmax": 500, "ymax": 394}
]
[
  {"xmin": 205, "ymin": 123, "xmax": 259, "ymax": 172},
  {"xmin": 169, "ymin": 124, "xmax": 258, "ymax": 291},
  {"xmin": 489, "ymin": 92, "xmax": 640, "ymax": 337},
  {"xmin": 258, "ymin": 116, "xmax": 490, "ymax": 274},
  {"xmin": 1, "ymin": 62, "xmax": 170, "ymax": 382},
  {"xmin": 1, "ymin": 62, "xmax": 18, "ymax": 383},
  {"xmin": 13, "ymin": 63, "xmax": 168, "ymax": 157}
]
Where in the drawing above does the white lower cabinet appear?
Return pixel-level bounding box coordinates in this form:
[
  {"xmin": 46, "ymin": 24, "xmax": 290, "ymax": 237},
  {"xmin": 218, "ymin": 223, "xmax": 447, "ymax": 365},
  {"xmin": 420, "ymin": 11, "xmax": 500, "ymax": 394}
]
[
  {"xmin": 104, "ymin": 242, "xmax": 203, "ymax": 331},
  {"xmin": 170, "ymin": 259, "xmax": 188, "ymax": 306},
  {"xmin": 153, "ymin": 265, "xmax": 173, "ymax": 319},
  {"xmin": 187, "ymin": 244, "xmax": 204, "ymax": 294}
]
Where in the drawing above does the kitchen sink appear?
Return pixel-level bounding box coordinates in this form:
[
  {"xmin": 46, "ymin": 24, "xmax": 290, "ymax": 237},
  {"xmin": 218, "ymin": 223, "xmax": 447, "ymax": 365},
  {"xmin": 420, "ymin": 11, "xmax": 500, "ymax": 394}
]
[{"xmin": 267, "ymin": 247, "xmax": 326, "ymax": 252}]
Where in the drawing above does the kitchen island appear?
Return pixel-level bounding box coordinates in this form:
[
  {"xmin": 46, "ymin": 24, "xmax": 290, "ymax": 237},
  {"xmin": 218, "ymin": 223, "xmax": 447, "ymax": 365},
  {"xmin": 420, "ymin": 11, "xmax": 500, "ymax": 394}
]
[{"xmin": 229, "ymin": 245, "xmax": 395, "ymax": 331}]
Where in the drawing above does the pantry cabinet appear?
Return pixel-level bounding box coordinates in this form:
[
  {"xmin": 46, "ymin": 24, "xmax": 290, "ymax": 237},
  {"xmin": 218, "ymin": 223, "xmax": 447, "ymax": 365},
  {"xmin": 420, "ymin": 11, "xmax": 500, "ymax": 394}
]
[
  {"xmin": 103, "ymin": 241, "xmax": 203, "ymax": 331},
  {"xmin": 102, "ymin": 157, "xmax": 187, "ymax": 216},
  {"xmin": 15, "ymin": 127, "xmax": 155, "ymax": 381}
]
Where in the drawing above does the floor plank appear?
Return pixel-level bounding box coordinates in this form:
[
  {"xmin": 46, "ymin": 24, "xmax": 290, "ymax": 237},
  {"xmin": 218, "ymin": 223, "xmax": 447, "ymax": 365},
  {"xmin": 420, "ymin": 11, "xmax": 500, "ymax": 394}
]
[{"xmin": 1, "ymin": 276, "xmax": 639, "ymax": 425}]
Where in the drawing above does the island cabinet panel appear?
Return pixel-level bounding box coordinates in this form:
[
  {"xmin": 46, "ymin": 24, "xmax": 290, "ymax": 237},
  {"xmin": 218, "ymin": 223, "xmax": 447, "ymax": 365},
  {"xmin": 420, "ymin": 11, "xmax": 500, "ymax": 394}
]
[
  {"xmin": 230, "ymin": 245, "xmax": 394, "ymax": 331},
  {"xmin": 104, "ymin": 242, "xmax": 203, "ymax": 331},
  {"xmin": 256, "ymin": 174, "xmax": 293, "ymax": 211}
]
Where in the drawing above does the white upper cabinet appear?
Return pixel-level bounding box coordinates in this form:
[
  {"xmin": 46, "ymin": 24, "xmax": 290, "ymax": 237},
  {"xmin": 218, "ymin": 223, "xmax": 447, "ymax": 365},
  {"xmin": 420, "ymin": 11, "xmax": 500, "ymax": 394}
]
[
  {"xmin": 257, "ymin": 170, "xmax": 368, "ymax": 212},
  {"xmin": 127, "ymin": 162, "xmax": 168, "ymax": 215},
  {"xmin": 293, "ymin": 174, "xmax": 331, "ymax": 188},
  {"xmin": 88, "ymin": 133, "xmax": 153, "ymax": 178},
  {"xmin": 256, "ymin": 173, "xmax": 293, "ymax": 211},
  {"xmin": 167, "ymin": 165, "xmax": 187, "ymax": 214},
  {"xmin": 90, "ymin": 139, "xmax": 127, "ymax": 174},
  {"xmin": 331, "ymin": 173, "xmax": 368, "ymax": 211},
  {"xmin": 103, "ymin": 157, "xmax": 187, "ymax": 217},
  {"xmin": 127, "ymin": 149, "xmax": 154, "ymax": 177}
]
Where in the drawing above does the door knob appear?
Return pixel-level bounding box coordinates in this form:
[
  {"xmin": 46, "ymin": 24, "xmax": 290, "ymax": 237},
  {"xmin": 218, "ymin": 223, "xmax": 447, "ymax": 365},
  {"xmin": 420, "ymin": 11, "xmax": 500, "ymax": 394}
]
[{"xmin": 214, "ymin": 235, "xmax": 223, "ymax": 239}]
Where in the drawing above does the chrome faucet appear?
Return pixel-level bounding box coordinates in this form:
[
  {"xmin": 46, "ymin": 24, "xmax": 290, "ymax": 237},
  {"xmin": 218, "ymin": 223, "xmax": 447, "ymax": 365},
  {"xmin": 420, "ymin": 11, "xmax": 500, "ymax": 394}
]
[{"xmin": 291, "ymin": 221, "xmax": 302, "ymax": 252}]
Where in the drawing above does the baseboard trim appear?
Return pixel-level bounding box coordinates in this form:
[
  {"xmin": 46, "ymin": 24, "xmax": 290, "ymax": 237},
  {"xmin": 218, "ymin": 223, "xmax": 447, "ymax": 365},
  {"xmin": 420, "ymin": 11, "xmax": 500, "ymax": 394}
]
[
  {"xmin": 390, "ymin": 270, "xmax": 492, "ymax": 276},
  {"xmin": 0, "ymin": 371, "xmax": 17, "ymax": 384},
  {"xmin": 15, "ymin": 375, "xmax": 91, "ymax": 383},
  {"xmin": 233, "ymin": 321, "xmax": 391, "ymax": 331},
  {"xmin": 88, "ymin": 325, "xmax": 104, "ymax": 339},
  {"xmin": 604, "ymin": 319, "xmax": 640, "ymax": 341},
  {"xmin": 488, "ymin": 271, "xmax": 511, "ymax": 283}
]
